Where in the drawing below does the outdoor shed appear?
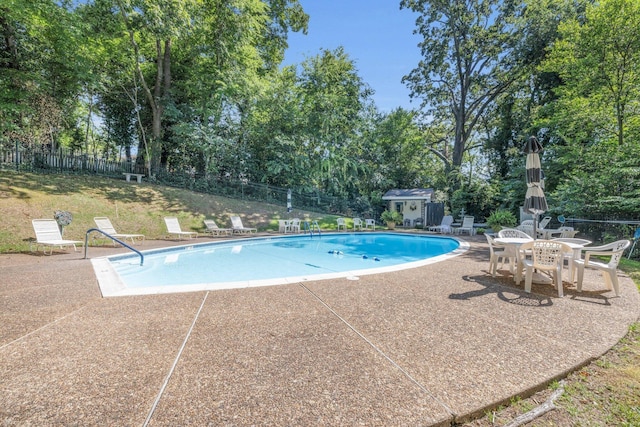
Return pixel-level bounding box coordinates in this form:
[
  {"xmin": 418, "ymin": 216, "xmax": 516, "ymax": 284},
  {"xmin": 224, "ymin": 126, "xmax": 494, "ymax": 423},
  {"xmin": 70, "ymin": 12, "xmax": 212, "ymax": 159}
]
[{"xmin": 382, "ymin": 188, "xmax": 438, "ymax": 227}]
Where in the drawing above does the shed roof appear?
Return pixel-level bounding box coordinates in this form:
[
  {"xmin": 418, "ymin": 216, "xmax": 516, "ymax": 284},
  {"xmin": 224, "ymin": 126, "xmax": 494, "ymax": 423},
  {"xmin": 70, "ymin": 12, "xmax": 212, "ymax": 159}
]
[{"xmin": 382, "ymin": 188, "xmax": 434, "ymax": 200}]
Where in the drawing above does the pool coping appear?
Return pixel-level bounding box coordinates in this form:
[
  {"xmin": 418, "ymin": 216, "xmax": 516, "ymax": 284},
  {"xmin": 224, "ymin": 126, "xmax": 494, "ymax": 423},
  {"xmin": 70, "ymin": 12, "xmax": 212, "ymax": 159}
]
[{"xmin": 92, "ymin": 232, "xmax": 470, "ymax": 297}]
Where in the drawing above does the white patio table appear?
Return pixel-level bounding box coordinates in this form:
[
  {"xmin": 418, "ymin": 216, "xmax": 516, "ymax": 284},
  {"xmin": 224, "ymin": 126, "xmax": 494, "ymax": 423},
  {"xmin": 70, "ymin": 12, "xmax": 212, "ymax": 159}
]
[{"xmin": 495, "ymin": 237, "xmax": 589, "ymax": 285}]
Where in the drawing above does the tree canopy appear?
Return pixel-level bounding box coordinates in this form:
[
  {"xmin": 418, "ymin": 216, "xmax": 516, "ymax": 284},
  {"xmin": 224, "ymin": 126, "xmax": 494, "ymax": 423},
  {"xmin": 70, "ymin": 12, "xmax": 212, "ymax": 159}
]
[{"xmin": 1, "ymin": 0, "xmax": 639, "ymax": 223}]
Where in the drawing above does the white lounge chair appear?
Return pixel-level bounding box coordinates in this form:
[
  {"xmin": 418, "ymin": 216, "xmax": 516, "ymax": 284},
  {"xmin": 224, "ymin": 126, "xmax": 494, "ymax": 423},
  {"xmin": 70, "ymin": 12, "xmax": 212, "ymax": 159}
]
[
  {"xmin": 454, "ymin": 216, "xmax": 475, "ymax": 235},
  {"xmin": 538, "ymin": 216, "xmax": 552, "ymax": 229},
  {"xmin": 204, "ymin": 219, "xmax": 232, "ymax": 236},
  {"xmin": 575, "ymin": 239, "xmax": 631, "ymax": 297},
  {"xmin": 230, "ymin": 215, "xmax": 257, "ymax": 234},
  {"xmin": 336, "ymin": 218, "xmax": 347, "ymax": 231},
  {"xmin": 31, "ymin": 219, "xmax": 83, "ymax": 255},
  {"xmin": 429, "ymin": 215, "xmax": 454, "ymax": 234},
  {"xmin": 164, "ymin": 217, "xmax": 198, "ymax": 239},
  {"xmin": 94, "ymin": 217, "xmax": 145, "ymax": 245},
  {"xmin": 353, "ymin": 218, "xmax": 363, "ymax": 231}
]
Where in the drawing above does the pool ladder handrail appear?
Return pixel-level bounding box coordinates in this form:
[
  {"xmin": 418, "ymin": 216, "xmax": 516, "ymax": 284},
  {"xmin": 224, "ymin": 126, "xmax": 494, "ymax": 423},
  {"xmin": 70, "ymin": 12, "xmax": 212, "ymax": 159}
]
[
  {"xmin": 84, "ymin": 228, "xmax": 144, "ymax": 266},
  {"xmin": 303, "ymin": 221, "xmax": 321, "ymax": 238}
]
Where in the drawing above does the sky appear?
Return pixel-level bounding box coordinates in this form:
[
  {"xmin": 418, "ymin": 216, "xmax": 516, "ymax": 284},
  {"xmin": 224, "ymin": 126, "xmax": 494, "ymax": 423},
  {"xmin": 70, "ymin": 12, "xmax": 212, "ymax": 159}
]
[{"xmin": 282, "ymin": 0, "xmax": 423, "ymax": 113}]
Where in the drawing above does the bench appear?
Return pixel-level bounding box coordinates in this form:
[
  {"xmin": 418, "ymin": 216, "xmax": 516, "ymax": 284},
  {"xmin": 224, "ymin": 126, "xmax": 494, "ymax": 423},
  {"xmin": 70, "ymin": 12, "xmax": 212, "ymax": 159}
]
[{"xmin": 123, "ymin": 173, "xmax": 144, "ymax": 183}]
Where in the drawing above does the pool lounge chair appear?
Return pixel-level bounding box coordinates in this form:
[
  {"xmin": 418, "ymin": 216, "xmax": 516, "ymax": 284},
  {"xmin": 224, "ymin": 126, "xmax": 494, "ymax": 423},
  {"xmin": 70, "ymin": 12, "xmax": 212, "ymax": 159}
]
[
  {"xmin": 204, "ymin": 219, "xmax": 232, "ymax": 236},
  {"xmin": 31, "ymin": 219, "xmax": 84, "ymax": 255},
  {"xmin": 230, "ymin": 215, "xmax": 257, "ymax": 234},
  {"xmin": 429, "ymin": 215, "xmax": 454, "ymax": 234},
  {"xmin": 454, "ymin": 216, "xmax": 475, "ymax": 235},
  {"xmin": 94, "ymin": 217, "xmax": 145, "ymax": 245},
  {"xmin": 164, "ymin": 217, "xmax": 198, "ymax": 240}
]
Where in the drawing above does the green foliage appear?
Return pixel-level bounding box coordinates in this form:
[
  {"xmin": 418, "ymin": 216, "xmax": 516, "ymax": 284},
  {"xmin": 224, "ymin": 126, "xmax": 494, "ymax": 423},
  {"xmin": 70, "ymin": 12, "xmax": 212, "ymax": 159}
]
[
  {"xmin": 380, "ymin": 210, "xmax": 403, "ymax": 224},
  {"xmin": 486, "ymin": 209, "xmax": 517, "ymax": 232}
]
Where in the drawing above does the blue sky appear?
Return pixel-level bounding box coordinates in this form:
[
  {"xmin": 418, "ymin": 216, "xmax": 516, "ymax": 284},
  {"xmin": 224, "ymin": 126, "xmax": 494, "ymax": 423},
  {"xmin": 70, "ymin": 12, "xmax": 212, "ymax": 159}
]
[{"xmin": 282, "ymin": 0, "xmax": 423, "ymax": 113}]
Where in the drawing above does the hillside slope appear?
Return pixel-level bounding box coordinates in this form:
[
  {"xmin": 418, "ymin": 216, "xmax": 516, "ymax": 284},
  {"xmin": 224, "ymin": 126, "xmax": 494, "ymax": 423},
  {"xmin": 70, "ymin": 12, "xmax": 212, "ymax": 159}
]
[{"xmin": 0, "ymin": 171, "xmax": 327, "ymax": 253}]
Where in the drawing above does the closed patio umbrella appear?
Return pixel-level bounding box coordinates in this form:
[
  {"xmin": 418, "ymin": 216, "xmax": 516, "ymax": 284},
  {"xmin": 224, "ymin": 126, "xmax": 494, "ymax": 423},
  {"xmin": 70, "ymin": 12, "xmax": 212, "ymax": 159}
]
[{"xmin": 523, "ymin": 136, "xmax": 548, "ymax": 238}]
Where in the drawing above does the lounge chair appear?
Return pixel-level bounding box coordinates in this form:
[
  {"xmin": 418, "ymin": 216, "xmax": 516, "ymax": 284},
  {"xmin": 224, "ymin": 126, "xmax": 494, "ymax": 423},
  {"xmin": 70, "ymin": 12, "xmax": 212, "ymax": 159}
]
[
  {"xmin": 454, "ymin": 216, "xmax": 475, "ymax": 235},
  {"xmin": 575, "ymin": 239, "xmax": 631, "ymax": 297},
  {"xmin": 230, "ymin": 215, "xmax": 257, "ymax": 234},
  {"xmin": 31, "ymin": 219, "xmax": 84, "ymax": 255},
  {"xmin": 94, "ymin": 217, "xmax": 145, "ymax": 245},
  {"xmin": 429, "ymin": 215, "xmax": 453, "ymax": 234},
  {"xmin": 353, "ymin": 218, "xmax": 363, "ymax": 231},
  {"xmin": 164, "ymin": 217, "xmax": 198, "ymax": 239},
  {"xmin": 204, "ymin": 219, "xmax": 232, "ymax": 236},
  {"xmin": 336, "ymin": 218, "xmax": 347, "ymax": 231}
]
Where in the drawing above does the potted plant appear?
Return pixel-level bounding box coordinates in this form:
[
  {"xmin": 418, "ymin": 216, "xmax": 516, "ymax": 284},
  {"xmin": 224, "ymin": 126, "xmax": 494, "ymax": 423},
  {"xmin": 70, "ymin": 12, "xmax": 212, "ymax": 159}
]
[
  {"xmin": 486, "ymin": 209, "xmax": 517, "ymax": 233},
  {"xmin": 381, "ymin": 210, "xmax": 403, "ymax": 230}
]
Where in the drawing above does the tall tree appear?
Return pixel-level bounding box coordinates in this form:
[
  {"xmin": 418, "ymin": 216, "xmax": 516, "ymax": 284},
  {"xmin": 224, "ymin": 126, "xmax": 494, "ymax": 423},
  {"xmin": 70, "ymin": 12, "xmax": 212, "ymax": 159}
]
[
  {"xmin": 297, "ymin": 47, "xmax": 373, "ymax": 198},
  {"xmin": 108, "ymin": 0, "xmax": 308, "ymax": 176},
  {"xmin": 543, "ymin": 0, "xmax": 640, "ymax": 147},
  {"xmin": 400, "ymin": 0, "xmax": 524, "ymax": 189}
]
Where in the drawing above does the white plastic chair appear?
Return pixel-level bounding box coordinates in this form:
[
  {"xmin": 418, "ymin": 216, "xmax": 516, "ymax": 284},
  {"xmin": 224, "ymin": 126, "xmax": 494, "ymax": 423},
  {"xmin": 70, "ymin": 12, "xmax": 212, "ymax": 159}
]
[
  {"xmin": 164, "ymin": 217, "xmax": 198, "ymax": 239},
  {"xmin": 289, "ymin": 218, "xmax": 301, "ymax": 233},
  {"xmin": 204, "ymin": 219, "xmax": 232, "ymax": 236},
  {"xmin": 538, "ymin": 216, "xmax": 552, "ymax": 230},
  {"xmin": 455, "ymin": 216, "xmax": 475, "ymax": 235},
  {"xmin": 94, "ymin": 217, "xmax": 145, "ymax": 245},
  {"xmin": 229, "ymin": 215, "xmax": 257, "ymax": 234},
  {"xmin": 557, "ymin": 226, "xmax": 578, "ymax": 238},
  {"xmin": 336, "ymin": 218, "xmax": 347, "ymax": 231},
  {"xmin": 31, "ymin": 219, "xmax": 83, "ymax": 255},
  {"xmin": 575, "ymin": 240, "xmax": 631, "ymax": 297},
  {"xmin": 551, "ymin": 238, "xmax": 592, "ymax": 282},
  {"xmin": 498, "ymin": 228, "xmax": 533, "ymax": 239},
  {"xmin": 517, "ymin": 220, "xmax": 534, "ymax": 237},
  {"xmin": 429, "ymin": 215, "xmax": 454, "ymax": 234},
  {"xmin": 517, "ymin": 240, "xmax": 571, "ymax": 297},
  {"xmin": 485, "ymin": 234, "xmax": 508, "ymax": 277},
  {"xmin": 364, "ymin": 218, "xmax": 376, "ymax": 231},
  {"xmin": 353, "ymin": 218, "xmax": 363, "ymax": 231}
]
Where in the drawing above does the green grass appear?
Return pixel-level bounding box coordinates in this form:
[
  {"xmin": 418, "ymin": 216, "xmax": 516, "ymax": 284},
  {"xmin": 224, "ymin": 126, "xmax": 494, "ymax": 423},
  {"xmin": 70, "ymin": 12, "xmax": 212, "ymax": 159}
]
[{"xmin": 0, "ymin": 171, "xmax": 350, "ymax": 253}]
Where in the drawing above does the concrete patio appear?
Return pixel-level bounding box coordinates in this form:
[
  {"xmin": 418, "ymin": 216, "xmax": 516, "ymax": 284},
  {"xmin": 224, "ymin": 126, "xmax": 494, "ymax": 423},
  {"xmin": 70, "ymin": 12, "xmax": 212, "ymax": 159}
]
[{"xmin": 1, "ymin": 234, "xmax": 638, "ymax": 426}]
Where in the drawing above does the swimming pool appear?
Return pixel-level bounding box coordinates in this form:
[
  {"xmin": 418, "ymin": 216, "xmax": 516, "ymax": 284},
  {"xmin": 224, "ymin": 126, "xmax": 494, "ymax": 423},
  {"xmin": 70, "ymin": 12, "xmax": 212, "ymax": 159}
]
[{"xmin": 92, "ymin": 233, "xmax": 467, "ymax": 297}]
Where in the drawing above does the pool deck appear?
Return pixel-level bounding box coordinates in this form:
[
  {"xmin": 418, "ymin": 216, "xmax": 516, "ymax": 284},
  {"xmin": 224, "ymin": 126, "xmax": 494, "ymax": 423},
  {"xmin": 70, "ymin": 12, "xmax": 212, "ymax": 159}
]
[{"xmin": 1, "ymin": 233, "xmax": 638, "ymax": 426}]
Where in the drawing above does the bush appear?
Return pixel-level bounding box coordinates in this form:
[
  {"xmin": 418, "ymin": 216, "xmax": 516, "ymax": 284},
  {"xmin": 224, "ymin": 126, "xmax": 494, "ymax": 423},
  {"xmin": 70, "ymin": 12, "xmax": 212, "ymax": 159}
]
[
  {"xmin": 381, "ymin": 210, "xmax": 403, "ymax": 224},
  {"xmin": 486, "ymin": 209, "xmax": 517, "ymax": 232}
]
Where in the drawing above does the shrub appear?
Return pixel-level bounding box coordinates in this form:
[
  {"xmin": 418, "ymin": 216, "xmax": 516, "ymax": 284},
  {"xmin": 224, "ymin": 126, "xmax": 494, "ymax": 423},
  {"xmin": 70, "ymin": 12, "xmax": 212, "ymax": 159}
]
[
  {"xmin": 381, "ymin": 210, "xmax": 403, "ymax": 224},
  {"xmin": 486, "ymin": 209, "xmax": 517, "ymax": 232}
]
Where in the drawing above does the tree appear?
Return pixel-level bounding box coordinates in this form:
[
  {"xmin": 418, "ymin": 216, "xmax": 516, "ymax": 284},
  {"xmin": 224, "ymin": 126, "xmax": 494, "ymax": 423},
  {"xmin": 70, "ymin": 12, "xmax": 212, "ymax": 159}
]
[
  {"xmin": 0, "ymin": 0, "xmax": 87, "ymax": 149},
  {"xmin": 297, "ymin": 47, "xmax": 373, "ymax": 198},
  {"xmin": 543, "ymin": 0, "xmax": 640, "ymax": 147},
  {"xmin": 400, "ymin": 0, "xmax": 524, "ymax": 189}
]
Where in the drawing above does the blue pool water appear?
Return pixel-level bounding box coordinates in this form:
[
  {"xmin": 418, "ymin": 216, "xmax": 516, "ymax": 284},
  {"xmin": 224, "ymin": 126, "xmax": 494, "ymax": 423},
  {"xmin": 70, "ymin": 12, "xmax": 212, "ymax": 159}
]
[{"xmin": 94, "ymin": 233, "xmax": 464, "ymax": 296}]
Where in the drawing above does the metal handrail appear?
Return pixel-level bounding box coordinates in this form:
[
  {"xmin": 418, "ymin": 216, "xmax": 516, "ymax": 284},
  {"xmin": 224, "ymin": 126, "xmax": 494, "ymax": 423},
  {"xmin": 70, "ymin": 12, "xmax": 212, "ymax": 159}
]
[
  {"xmin": 303, "ymin": 221, "xmax": 321, "ymax": 238},
  {"xmin": 84, "ymin": 228, "xmax": 144, "ymax": 266}
]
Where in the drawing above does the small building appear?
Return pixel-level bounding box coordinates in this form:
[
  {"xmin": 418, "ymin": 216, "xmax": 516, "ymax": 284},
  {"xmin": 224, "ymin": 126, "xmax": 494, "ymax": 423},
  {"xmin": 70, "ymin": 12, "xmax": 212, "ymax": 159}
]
[{"xmin": 382, "ymin": 188, "xmax": 436, "ymax": 227}]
